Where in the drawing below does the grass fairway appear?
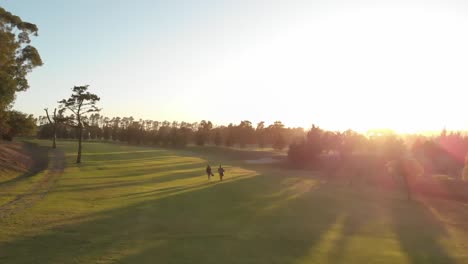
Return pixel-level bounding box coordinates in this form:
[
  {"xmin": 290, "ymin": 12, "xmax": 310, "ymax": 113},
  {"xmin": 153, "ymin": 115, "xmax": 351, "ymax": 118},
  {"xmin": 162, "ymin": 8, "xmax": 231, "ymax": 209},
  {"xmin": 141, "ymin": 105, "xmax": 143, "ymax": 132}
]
[{"xmin": 1, "ymin": 140, "xmax": 468, "ymax": 263}]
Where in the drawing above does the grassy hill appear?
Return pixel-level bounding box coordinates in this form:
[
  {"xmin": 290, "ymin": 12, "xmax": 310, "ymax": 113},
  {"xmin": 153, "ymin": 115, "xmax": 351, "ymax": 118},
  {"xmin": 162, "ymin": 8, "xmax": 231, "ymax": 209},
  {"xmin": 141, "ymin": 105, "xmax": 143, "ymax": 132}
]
[
  {"xmin": 0, "ymin": 140, "xmax": 468, "ymax": 263},
  {"xmin": 0, "ymin": 141, "xmax": 49, "ymax": 205},
  {"xmin": 0, "ymin": 142, "xmax": 32, "ymax": 180}
]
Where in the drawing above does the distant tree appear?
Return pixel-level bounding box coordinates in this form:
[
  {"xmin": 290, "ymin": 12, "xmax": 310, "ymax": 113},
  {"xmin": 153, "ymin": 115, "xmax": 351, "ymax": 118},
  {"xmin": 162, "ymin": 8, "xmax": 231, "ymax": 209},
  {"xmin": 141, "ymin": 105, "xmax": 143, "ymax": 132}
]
[
  {"xmin": 1, "ymin": 110, "xmax": 36, "ymax": 140},
  {"xmin": 287, "ymin": 127, "xmax": 306, "ymax": 146},
  {"xmin": 195, "ymin": 120, "xmax": 212, "ymax": 146},
  {"xmin": 270, "ymin": 121, "xmax": 286, "ymax": 150},
  {"xmin": 304, "ymin": 125, "xmax": 324, "ymax": 161},
  {"xmin": 158, "ymin": 121, "xmax": 171, "ymax": 146},
  {"xmin": 437, "ymin": 132, "xmax": 467, "ymax": 177},
  {"xmin": 168, "ymin": 126, "xmax": 179, "ymax": 147},
  {"xmin": 287, "ymin": 125, "xmax": 324, "ymax": 167},
  {"xmin": 256, "ymin": 121, "xmax": 266, "ymax": 148},
  {"xmin": 110, "ymin": 117, "xmax": 120, "ymax": 141},
  {"xmin": 0, "ymin": 7, "xmax": 43, "ymax": 137},
  {"xmin": 102, "ymin": 117, "xmax": 111, "ymax": 140},
  {"xmin": 338, "ymin": 130, "xmax": 367, "ymax": 159},
  {"xmin": 59, "ymin": 85, "xmax": 100, "ymax": 163},
  {"xmin": 44, "ymin": 108, "xmax": 65, "ymax": 148},
  {"xmin": 224, "ymin": 123, "xmax": 235, "ymax": 147},
  {"xmin": 380, "ymin": 134, "xmax": 407, "ymax": 161},
  {"xmin": 87, "ymin": 113, "xmax": 102, "ymax": 140},
  {"xmin": 288, "ymin": 141, "xmax": 307, "ymax": 166},
  {"xmin": 127, "ymin": 121, "xmax": 142, "ymax": 144},
  {"xmin": 320, "ymin": 130, "xmax": 339, "ymax": 152},
  {"xmin": 81, "ymin": 116, "xmax": 91, "ymax": 140},
  {"xmin": 273, "ymin": 133, "xmax": 286, "ymax": 150},
  {"xmin": 214, "ymin": 130, "xmax": 222, "ymax": 146},
  {"xmin": 238, "ymin": 120, "xmax": 255, "ymax": 148},
  {"xmin": 177, "ymin": 125, "xmax": 192, "ymax": 147}
]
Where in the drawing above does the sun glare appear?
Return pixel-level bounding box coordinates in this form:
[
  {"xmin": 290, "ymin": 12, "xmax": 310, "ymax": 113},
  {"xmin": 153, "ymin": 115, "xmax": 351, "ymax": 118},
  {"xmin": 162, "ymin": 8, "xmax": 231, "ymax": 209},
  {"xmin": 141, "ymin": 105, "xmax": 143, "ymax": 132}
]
[
  {"xmin": 10, "ymin": 1, "xmax": 468, "ymax": 133},
  {"xmin": 191, "ymin": 4, "xmax": 468, "ymax": 133}
]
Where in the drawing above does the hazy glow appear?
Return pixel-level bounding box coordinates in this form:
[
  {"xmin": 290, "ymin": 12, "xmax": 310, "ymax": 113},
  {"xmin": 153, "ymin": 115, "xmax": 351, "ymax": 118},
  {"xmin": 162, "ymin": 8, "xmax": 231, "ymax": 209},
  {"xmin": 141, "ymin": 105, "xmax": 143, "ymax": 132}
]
[{"xmin": 7, "ymin": 0, "xmax": 468, "ymax": 132}]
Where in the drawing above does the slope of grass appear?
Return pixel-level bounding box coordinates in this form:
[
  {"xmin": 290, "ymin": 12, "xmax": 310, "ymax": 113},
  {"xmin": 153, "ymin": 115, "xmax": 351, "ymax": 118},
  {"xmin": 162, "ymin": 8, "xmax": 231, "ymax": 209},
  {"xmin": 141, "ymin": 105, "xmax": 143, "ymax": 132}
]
[
  {"xmin": 1, "ymin": 140, "xmax": 468, "ymax": 263},
  {"xmin": 0, "ymin": 141, "xmax": 49, "ymax": 205},
  {"xmin": 0, "ymin": 142, "xmax": 32, "ymax": 181}
]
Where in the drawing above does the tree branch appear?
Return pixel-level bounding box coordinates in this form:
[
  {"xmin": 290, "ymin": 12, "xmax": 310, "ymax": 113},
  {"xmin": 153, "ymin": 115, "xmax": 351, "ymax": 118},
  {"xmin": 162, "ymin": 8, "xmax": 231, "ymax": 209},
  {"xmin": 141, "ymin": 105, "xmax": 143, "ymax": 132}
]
[{"xmin": 44, "ymin": 108, "xmax": 53, "ymax": 124}]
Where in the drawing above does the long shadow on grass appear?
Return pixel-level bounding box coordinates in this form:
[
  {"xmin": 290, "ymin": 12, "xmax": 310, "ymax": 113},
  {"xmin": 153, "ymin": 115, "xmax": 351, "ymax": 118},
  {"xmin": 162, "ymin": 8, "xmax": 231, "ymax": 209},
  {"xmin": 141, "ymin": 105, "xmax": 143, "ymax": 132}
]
[
  {"xmin": 389, "ymin": 199, "xmax": 455, "ymax": 264},
  {"xmin": 0, "ymin": 174, "xmax": 340, "ymax": 264},
  {"xmin": 316, "ymin": 188, "xmax": 456, "ymax": 264},
  {"xmin": 79, "ymin": 155, "xmax": 185, "ymax": 165},
  {"xmin": 92, "ymin": 158, "xmax": 203, "ymax": 169},
  {"xmin": 79, "ymin": 152, "xmax": 182, "ymax": 163},
  {"xmin": 78, "ymin": 161, "xmax": 205, "ymax": 180},
  {"xmin": 57, "ymin": 165, "xmax": 207, "ymax": 193},
  {"xmin": 0, "ymin": 170, "xmax": 457, "ymax": 263}
]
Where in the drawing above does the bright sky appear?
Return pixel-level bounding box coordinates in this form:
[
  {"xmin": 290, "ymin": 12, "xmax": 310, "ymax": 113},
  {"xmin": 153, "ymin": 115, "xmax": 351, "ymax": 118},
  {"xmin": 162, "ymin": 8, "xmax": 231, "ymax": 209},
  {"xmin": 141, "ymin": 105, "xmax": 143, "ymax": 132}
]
[{"xmin": 3, "ymin": 0, "xmax": 468, "ymax": 132}]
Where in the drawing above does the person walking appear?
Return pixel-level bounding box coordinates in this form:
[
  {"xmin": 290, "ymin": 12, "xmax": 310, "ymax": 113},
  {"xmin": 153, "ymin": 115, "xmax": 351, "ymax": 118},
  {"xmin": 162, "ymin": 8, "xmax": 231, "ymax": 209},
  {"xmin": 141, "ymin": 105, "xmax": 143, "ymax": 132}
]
[
  {"xmin": 206, "ymin": 164, "xmax": 213, "ymax": 180},
  {"xmin": 218, "ymin": 165, "xmax": 225, "ymax": 181}
]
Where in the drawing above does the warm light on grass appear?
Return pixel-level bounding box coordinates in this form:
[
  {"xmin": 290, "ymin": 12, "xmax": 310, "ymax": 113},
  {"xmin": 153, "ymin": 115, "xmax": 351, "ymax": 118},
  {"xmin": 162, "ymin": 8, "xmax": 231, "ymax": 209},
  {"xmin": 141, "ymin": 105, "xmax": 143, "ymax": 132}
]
[{"xmin": 1, "ymin": 140, "xmax": 468, "ymax": 263}]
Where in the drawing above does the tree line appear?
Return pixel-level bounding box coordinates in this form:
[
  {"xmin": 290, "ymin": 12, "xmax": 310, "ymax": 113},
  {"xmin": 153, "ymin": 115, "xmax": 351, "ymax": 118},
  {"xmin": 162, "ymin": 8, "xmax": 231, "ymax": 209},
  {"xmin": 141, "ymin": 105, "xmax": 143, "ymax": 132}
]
[
  {"xmin": 288, "ymin": 126, "xmax": 468, "ymax": 199},
  {"xmin": 288, "ymin": 126, "xmax": 468, "ymax": 178},
  {"xmin": 37, "ymin": 116, "xmax": 305, "ymax": 150},
  {"xmin": 36, "ymin": 100, "xmax": 468, "ymax": 189},
  {"xmin": 3, "ymin": 5, "xmax": 468, "ymax": 190}
]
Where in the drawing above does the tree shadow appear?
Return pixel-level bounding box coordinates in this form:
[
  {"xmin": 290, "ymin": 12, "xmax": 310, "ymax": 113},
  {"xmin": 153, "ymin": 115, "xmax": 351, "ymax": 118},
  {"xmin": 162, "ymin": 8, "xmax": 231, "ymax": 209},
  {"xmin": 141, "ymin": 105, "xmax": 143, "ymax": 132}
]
[
  {"xmin": 389, "ymin": 199, "xmax": 455, "ymax": 264},
  {"xmin": 80, "ymin": 161, "xmax": 206, "ymax": 180},
  {"xmin": 56, "ymin": 164, "xmax": 208, "ymax": 193},
  {"xmin": 99, "ymin": 158, "xmax": 202, "ymax": 168},
  {"xmin": 320, "ymin": 188, "xmax": 457, "ymax": 264},
  {"xmin": 0, "ymin": 142, "xmax": 460, "ymax": 263},
  {"xmin": 0, "ymin": 173, "xmax": 340, "ymax": 264}
]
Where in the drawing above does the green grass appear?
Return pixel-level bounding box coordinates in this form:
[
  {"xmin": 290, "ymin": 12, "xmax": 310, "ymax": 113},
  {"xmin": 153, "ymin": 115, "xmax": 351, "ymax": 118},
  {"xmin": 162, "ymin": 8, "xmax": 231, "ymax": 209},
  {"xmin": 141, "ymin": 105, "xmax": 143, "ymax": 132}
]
[{"xmin": 1, "ymin": 140, "xmax": 468, "ymax": 263}]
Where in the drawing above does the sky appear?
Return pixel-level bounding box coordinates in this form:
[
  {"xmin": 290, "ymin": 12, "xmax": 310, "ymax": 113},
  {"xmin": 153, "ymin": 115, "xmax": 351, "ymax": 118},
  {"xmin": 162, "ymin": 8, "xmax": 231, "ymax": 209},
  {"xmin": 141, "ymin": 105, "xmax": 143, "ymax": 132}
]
[{"xmin": 2, "ymin": 0, "xmax": 468, "ymax": 133}]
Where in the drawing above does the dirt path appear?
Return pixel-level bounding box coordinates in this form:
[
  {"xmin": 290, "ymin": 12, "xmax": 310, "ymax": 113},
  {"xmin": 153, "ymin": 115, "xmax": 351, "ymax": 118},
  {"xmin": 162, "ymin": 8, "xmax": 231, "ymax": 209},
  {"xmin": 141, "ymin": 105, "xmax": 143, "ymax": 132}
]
[{"xmin": 0, "ymin": 148, "xmax": 65, "ymax": 219}]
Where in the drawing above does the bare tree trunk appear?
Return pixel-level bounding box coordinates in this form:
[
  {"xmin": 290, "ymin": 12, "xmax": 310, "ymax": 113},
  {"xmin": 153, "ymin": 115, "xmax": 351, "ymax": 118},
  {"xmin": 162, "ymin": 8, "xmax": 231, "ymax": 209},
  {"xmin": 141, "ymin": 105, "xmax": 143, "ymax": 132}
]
[
  {"xmin": 52, "ymin": 124, "xmax": 56, "ymax": 149},
  {"xmin": 45, "ymin": 108, "xmax": 57, "ymax": 149},
  {"xmin": 77, "ymin": 126, "xmax": 82, "ymax": 163}
]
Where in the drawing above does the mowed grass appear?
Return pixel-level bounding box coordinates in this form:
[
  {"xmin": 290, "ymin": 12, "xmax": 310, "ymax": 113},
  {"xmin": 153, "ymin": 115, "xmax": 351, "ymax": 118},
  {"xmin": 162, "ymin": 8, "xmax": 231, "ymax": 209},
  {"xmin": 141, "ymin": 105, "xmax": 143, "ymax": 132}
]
[{"xmin": 1, "ymin": 140, "xmax": 468, "ymax": 263}]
